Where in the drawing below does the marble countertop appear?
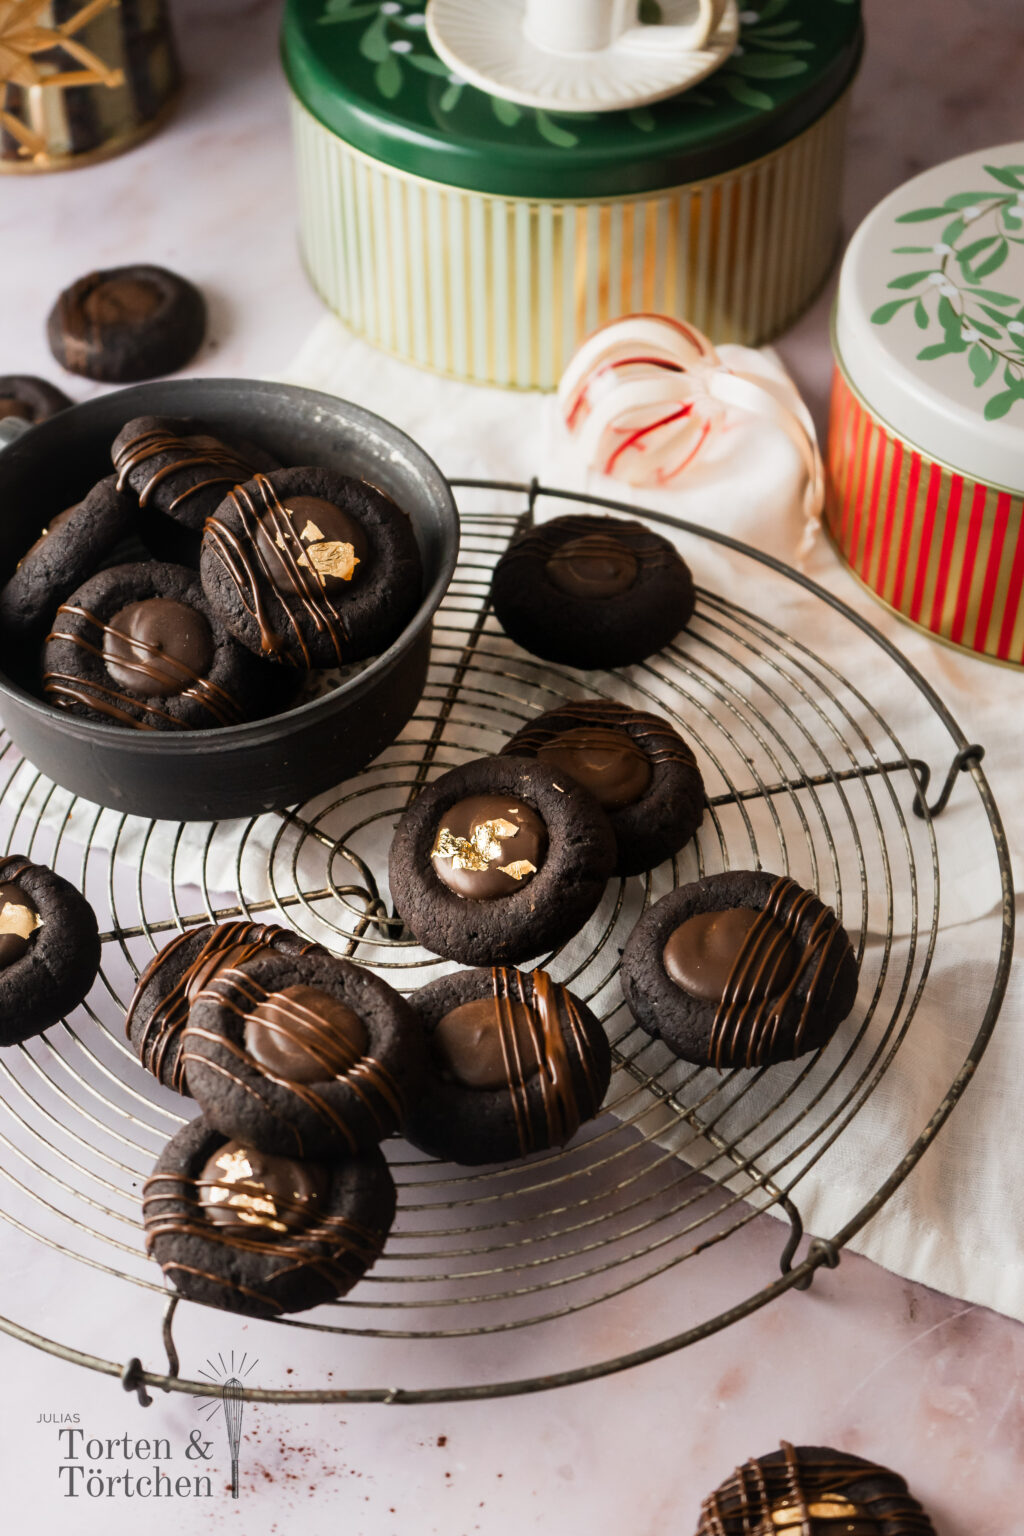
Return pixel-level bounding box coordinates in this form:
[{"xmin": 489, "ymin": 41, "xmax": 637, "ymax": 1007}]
[{"xmin": 1, "ymin": 2, "xmax": 1022, "ymax": 1532}]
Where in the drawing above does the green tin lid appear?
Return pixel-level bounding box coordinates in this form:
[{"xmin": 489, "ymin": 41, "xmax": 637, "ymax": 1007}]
[{"xmin": 281, "ymin": 0, "xmax": 863, "ymax": 200}]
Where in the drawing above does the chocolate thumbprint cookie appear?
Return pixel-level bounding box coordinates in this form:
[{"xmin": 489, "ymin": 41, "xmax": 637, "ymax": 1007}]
[{"xmin": 0, "ymin": 856, "xmax": 100, "ymax": 1044}]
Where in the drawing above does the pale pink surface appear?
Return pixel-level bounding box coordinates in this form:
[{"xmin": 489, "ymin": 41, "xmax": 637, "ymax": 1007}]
[{"xmin": 0, "ymin": 1, "xmax": 1020, "ymax": 1531}]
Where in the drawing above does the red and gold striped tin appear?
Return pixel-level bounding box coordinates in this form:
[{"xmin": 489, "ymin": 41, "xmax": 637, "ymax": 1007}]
[
  {"xmin": 825, "ymin": 142, "xmax": 1024, "ymax": 667},
  {"xmin": 826, "ymin": 365, "xmax": 1024, "ymax": 665}
]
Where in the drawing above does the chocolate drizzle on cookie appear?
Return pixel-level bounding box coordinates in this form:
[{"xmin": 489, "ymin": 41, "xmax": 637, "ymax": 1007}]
[
  {"xmin": 702, "ymin": 878, "xmax": 846, "ymax": 1070},
  {"xmin": 43, "ymin": 600, "xmax": 244, "ymax": 729},
  {"xmin": 457, "ymin": 968, "xmax": 600, "ymax": 1156},
  {"xmin": 142, "ymin": 1159, "xmax": 385, "ymax": 1313},
  {"xmin": 114, "ymin": 426, "xmax": 260, "ymax": 517},
  {"xmin": 698, "ymin": 1441, "xmax": 935, "ymax": 1535},
  {"xmin": 182, "ymin": 967, "xmax": 403, "ymax": 1154},
  {"xmin": 128, "ymin": 922, "xmax": 315, "ymax": 1093},
  {"xmin": 203, "ymin": 475, "xmax": 361, "ymax": 668}
]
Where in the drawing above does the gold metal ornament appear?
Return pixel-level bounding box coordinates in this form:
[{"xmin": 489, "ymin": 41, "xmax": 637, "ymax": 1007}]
[{"xmin": 0, "ymin": 0, "xmax": 123, "ymax": 161}]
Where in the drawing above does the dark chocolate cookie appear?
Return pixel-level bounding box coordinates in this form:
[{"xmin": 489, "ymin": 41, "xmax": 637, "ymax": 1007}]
[
  {"xmin": 111, "ymin": 416, "xmax": 279, "ymax": 535},
  {"xmin": 695, "ymin": 1440, "xmax": 937, "ymax": 1535},
  {"xmin": 0, "ymin": 375, "xmax": 73, "ymax": 425},
  {"xmin": 0, "ymin": 475, "xmax": 137, "ymax": 642},
  {"xmin": 0, "ymin": 855, "xmax": 101, "ymax": 1044},
  {"xmin": 388, "ymin": 754, "xmax": 616, "ymax": 966},
  {"xmin": 143, "ymin": 1115, "xmax": 396, "ymax": 1318},
  {"xmin": 200, "ymin": 467, "xmax": 423, "ymax": 669},
  {"xmin": 183, "ymin": 947, "xmax": 429, "ymax": 1159},
  {"xmin": 47, "ymin": 265, "xmax": 206, "ymax": 383},
  {"xmin": 620, "ymin": 869, "xmax": 859, "ymax": 1068},
  {"xmin": 126, "ymin": 921, "xmax": 328, "ymax": 1095},
  {"xmin": 490, "ymin": 513, "xmax": 695, "ymax": 669},
  {"xmin": 42, "ymin": 560, "xmax": 284, "ymax": 731},
  {"xmin": 404, "ymin": 966, "xmax": 611, "ymax": 1165},
  {"xmin": 502, "ymin": 698, "xmax": 705, "ymax": 877}
]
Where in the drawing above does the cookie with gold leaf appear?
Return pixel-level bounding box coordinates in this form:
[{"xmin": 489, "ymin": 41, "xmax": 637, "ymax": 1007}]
[
  {"xmin": 201, "ymin": 466, "xmax": 423, "ymax": 669},
  {"xmin": 143, "ymin": 1115, "xmax": 395, "ymax": 1318},
  {"xmin": 388, "ymin": 754, "xmax": 616, "ymax": 965},
  {"xmin": 0, "ymin": 855, "xmax": 100, "ymax": 1044},
  {"xmin": 695, "ymin": 1441, "xmax": 937, "ymax": 1535}
]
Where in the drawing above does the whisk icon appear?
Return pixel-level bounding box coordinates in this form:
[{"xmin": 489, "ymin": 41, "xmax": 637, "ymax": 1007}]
[
  {"xmin": 195, "ymin": 1350, "xmax": 258, "ymax": 1500},
  {"xmin": 221, "ymin": 1377, "xmax": 244, "ymax": 1499}
]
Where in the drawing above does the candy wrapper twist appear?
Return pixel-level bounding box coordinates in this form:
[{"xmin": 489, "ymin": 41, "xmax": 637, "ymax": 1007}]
[{"xmin": 559, "ymin": 316, "xmax": 825, "ymax": 564}]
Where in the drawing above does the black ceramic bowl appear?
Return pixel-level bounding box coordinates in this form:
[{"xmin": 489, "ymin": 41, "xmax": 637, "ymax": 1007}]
[{"xmin": 0, "ymin": 379, "xmax": 458, "ymax": 819}]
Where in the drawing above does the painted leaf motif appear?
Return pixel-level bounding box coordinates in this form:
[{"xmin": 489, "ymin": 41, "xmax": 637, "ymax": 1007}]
[
  {"xmin": 491, "ymin": 96, "xmax": 522, "ymax": 126},
  {"xmin": 871, "ymin": 299, "xmax": 910, "ymax": 324},
  {"xmin": 728, "ymin": 54, "xmax": 807, "ymax": 78},
  {"xmin": 407, "ymin": 53, "xmax": 450, "ymax": 75},
  {"xmin": 917, "ymin": 341, "xmax": 967, "ymax": 359},
  {"xmin": 723, "ymin": 77, "xmax": 773, "ymax": 110},
  {"xmin": 359, "ymin": 13, "xmax": 390, "ymax": 61},
  {"xmin": 984, "ymin": 390, "xmax": 1021, "ymax": 420},
  {"xmin": 375, "ymin": 54, "xmax": 403, "ymax": 99},
  {"xmin": 983, "ymin": 164, "xmax": 1024, "ymax": 190},
  {"xmin": 914, "ymin": 298, "xmax": 929, "ymax": 329},
  {"xmin": 887, "ymin": 270, "xmax": 935, "ymax": 290},
  {"xmin": 895, "ymin": 207, "xmax": 949, "ymax": 223},
  {"xmin": 535, "ymin": 112, "xmax": 577, "ymax": 148},
  {"xmin": 969, "ymin": 343, "xmax": 998, "ymax": 387},
  {"xmin": 972, "ymin": 239, "xmax": 1009, "ymax": 278}
]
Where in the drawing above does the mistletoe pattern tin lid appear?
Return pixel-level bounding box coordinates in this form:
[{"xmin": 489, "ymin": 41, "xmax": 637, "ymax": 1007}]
[
  {"xmin": 835, "ymin": 142, "xmax": 1024, "ymax": 494},
  {"xmin": 281, "ymin": 0, "xmax": 862, "ymax": 199}
]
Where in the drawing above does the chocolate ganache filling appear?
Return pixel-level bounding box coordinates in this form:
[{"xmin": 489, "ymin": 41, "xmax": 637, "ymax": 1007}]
[
  {"xmin": 536, "ymin": 725, "xmax": 652, "ymax": 810},
  {"xmin": 450, "ymin": 969, "xmax": 600, "ymax": 1153},
  {"xmin": 254, "ymin": 496, "xmax": 367, "ymax": 595},
  {"xmin": 434, "ymin": 995, "xmax": 542, "ymax": 1090},
  {"xmin": 430, "ymin": 794, "xmax": 547, "ymax": 899},
  {"xmin": 545, "ymin": 533, "xmax": 639, "ymax": 599},
  {"xmin": 198, "ymin": 1141, "xmax": 329, "ymax": 1234},
  {"xmin": 0, "ymin": 880, "xmax": 41, "ymax": 969},
  {"xmin": 81, "ymin": 275, "xmax": 163, "ymax": 328},
  {"xmin": 666, "ymin": 878, "xmax": 848, "ymax": 1069},
  {"xmin": 243, "ymin": 985, "xmax": 369, "ymax": 1084},
  {"xmin": 102, "ymin": 597, "xmax": 214, "ymax": 696}
]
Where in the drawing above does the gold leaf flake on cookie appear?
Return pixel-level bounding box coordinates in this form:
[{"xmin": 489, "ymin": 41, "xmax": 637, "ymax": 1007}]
[
  {"xmin": 303, "ymin": 540, "xmax": 359, "ymax": 582},
  {"xmin": 497, "ymin": 860, "xmax": 536, "ymax": 881},
  {"xmin": 205, "ymin": 1148, "xmax": 286, "ymax": 1231},
  {"xmin": 0, "ymin": 899, "xmax": 41, "ymax": 940},
  {"xmin": 432, "ymin": 817, "xmax": 521, "ymax": 873},
  {"xmin": 770, "ymin": 1498, "xmax": 862, "ymax": 1527}
]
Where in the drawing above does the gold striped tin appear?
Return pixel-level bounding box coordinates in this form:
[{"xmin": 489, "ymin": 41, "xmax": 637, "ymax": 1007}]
[
  {"xmin": 826, "ymin": 360, "xmax": 1024, "ymax": 667},
  {"xmin": 291, "ymin": 89, "xmax": 852, "ymax": 391},
  {"xmin": 0, "ymin": 0, "xmax": 180, "ymax": 175}
]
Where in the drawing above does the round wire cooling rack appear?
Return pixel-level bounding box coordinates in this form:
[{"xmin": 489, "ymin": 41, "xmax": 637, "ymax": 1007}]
[{"xmin": 0, "ymin": 480, "xmax": 1012, "ymax": 1409}]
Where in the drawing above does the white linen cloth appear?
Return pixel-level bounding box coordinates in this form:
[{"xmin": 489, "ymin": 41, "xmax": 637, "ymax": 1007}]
[{"xmin": 276, "ymin": 317, "xmax": 1022, "ymax": 1323}]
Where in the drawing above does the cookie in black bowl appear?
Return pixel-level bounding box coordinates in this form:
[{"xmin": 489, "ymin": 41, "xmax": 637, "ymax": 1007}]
[
  {"xmin": 200, "ymin": 467, "xmax": 423, "ymax": 669},
  {"xmin": 0, "ymin": 475, "xmax": 137, "ymax": 642},
  {"xmin": 695, "ymin": 1440, "xmax": 937, "ymax": 1535},
  {"xmin": 502, "ymin": 698, "xmax": 705, "ymax": 877},
  {"xmin": 388, "ymin": 754, "xmax": 616, "ymax": 966},
  {"xmin": 42, "ymin": 560, "xmax": 287, "ymax": 731},
  {"xmin": 183, "ymin": 947, "xmax": 428, "ymax": 1160},
  {"xmin": 143, "ymin": 1115, "xmax": 395, "ymax": 1318},
  {"xmin": 620, "ymin": 869, "xmax": 859, "ymax": 1068},
  {"xmin": 490, "ymin": 513, "xmax": 695, "ymax": 669},
  {"xmin": 404, "ymin": 966, "xmax": 611, "ymax": 1165},
  {"xmin": 126, "ymin": 920, "xmax": 328, "ymax": 1095},
  {"xmin": 111, "ymin": 415, "xmax": 278, "ymax": 544},
  {"xmin": 0, "ymin": 856, "xmax": 100, "ymax": 1044}
]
